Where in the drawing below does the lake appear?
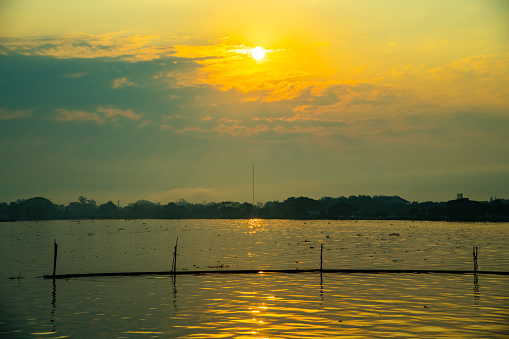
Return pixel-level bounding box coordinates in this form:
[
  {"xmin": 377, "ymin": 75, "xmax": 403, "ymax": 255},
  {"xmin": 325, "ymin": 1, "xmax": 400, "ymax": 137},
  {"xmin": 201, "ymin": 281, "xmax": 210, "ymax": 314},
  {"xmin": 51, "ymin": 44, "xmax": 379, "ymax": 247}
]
[{"xmin": 1, "ymin": 219, "xmax": 508, "ymax": 338}]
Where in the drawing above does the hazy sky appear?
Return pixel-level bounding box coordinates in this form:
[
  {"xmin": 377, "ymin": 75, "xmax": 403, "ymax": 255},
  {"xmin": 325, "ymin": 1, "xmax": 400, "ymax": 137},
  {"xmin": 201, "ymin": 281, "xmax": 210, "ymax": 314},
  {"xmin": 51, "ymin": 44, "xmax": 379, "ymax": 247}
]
[{"xmin": 1, "ymin": 0, "xmax": 508, "ymax": 205}]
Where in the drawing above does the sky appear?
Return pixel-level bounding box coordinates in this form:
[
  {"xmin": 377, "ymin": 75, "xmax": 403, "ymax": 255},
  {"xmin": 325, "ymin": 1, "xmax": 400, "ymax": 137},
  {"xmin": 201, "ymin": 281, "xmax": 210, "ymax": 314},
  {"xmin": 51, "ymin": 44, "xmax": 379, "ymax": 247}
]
[{"xmin": 1, "ymin": 0, "xmax": 508, "ymax": 205}]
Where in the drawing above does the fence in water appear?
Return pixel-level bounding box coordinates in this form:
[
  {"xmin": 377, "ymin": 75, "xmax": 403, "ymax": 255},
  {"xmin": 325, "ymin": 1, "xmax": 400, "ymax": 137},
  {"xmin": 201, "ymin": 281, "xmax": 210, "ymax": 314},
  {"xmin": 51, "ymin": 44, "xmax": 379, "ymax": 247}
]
[{"xmin": 42, "ymin": 241, "xmax": 508, "ymax": 280}]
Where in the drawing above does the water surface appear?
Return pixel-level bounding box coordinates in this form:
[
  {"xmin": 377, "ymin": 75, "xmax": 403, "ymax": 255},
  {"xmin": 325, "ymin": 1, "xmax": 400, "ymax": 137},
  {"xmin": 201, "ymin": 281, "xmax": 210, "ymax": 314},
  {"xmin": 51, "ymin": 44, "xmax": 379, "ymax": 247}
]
[{"xmin": 1, "ymin": 219, "xmax": 508, "ymax": 338}]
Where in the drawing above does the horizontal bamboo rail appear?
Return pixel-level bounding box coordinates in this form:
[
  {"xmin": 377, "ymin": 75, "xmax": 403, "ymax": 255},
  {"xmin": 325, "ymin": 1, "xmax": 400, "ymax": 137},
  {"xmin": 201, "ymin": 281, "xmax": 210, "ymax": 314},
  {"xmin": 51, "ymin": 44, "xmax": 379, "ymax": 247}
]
[
  {"xmin": 43, "ymin": 268, "xmax": 509, "ymax": 279},
  {"xmin": 43, "ymin": 241, "xmax": 507, "ymax": 280}
]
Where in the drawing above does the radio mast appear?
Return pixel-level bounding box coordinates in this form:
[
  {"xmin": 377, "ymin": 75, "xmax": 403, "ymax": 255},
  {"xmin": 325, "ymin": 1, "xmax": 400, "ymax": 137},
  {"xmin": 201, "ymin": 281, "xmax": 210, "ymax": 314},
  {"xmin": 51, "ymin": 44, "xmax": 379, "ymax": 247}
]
[{"xmin": 252, "ymin": 162, "xmax": 255, "ymax": 206}]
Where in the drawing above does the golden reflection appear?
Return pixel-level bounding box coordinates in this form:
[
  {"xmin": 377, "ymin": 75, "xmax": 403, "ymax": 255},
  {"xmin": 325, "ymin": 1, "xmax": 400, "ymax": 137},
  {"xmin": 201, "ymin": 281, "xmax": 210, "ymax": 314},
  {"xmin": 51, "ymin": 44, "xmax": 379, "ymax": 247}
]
[
  {"xmin": 247, "ymin": 218, "xmax": 264, "ymax": 234},
  {"xmin": 248, "ymin": 218, "xmax": 263, "ymax": 227}
]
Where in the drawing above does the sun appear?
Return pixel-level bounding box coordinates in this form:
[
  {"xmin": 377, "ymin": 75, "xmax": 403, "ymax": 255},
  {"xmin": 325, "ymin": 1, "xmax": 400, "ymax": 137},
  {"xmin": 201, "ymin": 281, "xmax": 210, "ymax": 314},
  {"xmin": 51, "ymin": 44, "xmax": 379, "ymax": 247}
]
[{"xmin": 251, "ymin": 46, "xmax": 266, "ymax": 60}]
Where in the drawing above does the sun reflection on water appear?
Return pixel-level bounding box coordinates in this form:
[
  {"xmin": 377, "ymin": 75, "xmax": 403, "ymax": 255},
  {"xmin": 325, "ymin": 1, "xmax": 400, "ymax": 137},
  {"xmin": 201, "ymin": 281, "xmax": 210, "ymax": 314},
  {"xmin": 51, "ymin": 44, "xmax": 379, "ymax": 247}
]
[
  {"xmin": 247, "ymin": 218, "xmax": 264, "ymax": 234},
  {"xmin": 172, "ymin": 272, "xmax": 509, "ymax": 338},
  {"xmin": 2, "ymin": 220, "xmax": 508, "ymax": 338}
]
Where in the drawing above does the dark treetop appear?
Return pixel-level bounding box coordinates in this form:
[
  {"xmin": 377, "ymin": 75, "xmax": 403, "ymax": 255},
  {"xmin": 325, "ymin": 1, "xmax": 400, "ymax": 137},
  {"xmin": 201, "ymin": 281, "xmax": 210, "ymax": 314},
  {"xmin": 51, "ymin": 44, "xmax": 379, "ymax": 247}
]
[{"xmin": 1, "ymin": 195, "xmax": 509, "ymax": 221}]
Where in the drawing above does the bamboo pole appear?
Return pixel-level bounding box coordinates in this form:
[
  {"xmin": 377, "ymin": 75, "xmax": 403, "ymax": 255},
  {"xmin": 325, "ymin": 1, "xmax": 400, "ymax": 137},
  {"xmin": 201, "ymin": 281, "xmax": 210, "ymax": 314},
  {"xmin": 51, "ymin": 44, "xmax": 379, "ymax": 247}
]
[
  {"xmin": 172, "ymin": 237, "xmax": 178, "ymax": 275},
  {"xmin": 320, "ymin": 243, "xmax": 323, "ymax": 284},
  {"xmin": 473, "ymin": 246, "xmax": 479, "ymax": 272},
  {"xmin": 52, "ymin": 240, "xmax": 58, "ymax": 279},
  {"xmin": 320, "ymin": 243, "xmax": 323, "ymax": 273},
  {"xmin": 43, "ymin": 268, "xmax": 509, "ymax": 279}
]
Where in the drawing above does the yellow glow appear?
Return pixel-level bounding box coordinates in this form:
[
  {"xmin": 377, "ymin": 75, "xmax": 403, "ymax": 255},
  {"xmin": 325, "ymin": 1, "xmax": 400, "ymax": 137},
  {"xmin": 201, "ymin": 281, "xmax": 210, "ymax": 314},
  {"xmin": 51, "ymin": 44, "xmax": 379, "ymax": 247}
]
[
  {"xmin": 248, "ymin": 218, "xmax": 263, "ymax": 227},
  {"xmin": 251, "ymin": 46, "xmax": 266, "ymax": 60},
  {"xmin": 171, "ymin": 40, "xmax": 337, "ymax": 103},
  {"xmin": 247, "ymin": 218, "xmax": 263, "ymax": 234}
]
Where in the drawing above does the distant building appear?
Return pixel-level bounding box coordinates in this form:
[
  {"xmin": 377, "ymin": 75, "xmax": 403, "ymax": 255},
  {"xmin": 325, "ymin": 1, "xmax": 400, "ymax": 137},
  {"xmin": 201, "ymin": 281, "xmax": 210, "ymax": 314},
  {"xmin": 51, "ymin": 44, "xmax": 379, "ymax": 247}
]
[
  {"xmin": 306, "ymin": 210, "xmax": 321, "ymax": 217},
  {"xmin": 457, "ymin": 193, "xmax": 463, "ymax": 200}
]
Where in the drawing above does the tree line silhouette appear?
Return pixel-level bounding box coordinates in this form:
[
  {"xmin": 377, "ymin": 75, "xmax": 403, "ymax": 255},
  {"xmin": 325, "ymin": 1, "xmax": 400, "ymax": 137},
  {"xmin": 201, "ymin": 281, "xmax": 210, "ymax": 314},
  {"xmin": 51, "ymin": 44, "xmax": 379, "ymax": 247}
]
[{"xmin": 1, "ymin": 195, "xmax": 509, "ymax": 222}]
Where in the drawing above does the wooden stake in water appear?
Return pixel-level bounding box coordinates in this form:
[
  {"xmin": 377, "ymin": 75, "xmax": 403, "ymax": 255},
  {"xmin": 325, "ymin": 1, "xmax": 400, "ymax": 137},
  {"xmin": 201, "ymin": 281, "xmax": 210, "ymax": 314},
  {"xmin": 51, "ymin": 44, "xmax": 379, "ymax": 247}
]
[
  {"xmin": 473, "ymin": 246, "xmax": 479, "ymax": 272},
  {"xmin": 53, "ymin": 240, "xmax": 58, "ymax": 279},
  {"xmin": 171, "ymin": 237, "xmax": 178, "ymax": 275},
  {"xmin": 320, "ymin": 243, "xmax": 324, "ymax": 284},
  {"xmin": 320, "ymin": 243, "xmax": 323, "ymax": 273}
]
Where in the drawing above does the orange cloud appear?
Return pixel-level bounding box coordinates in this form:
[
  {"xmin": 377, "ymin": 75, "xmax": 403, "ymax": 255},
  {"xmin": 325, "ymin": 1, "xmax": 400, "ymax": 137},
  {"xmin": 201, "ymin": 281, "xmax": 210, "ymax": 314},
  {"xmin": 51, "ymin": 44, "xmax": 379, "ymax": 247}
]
[
  {"xmin": 213, "ymin": 122, "xmax": 270, "ymax": 137},
  {"xmin": 0, "ymin": 33, "xmax": 174, "ymax": 61},
  {"xmin": 163, "ymin": 41, "xmax": 335, "ymax": 103},
  {"xmin": 2, "ymin": 33, "xmax": 337, "ymax": 103},
  {"xmin": 386, "ymin": 53, "xmax": 509, "ymax": 109}
]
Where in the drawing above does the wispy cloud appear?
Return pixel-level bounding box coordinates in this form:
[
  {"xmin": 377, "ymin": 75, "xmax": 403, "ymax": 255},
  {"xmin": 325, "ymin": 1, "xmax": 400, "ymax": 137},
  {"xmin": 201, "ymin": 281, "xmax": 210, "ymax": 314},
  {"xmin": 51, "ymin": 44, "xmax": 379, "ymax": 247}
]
[
  {"xmin": 2, "ymin": 34, "xmax": 507, "ymax": 143},
  {"xmin": 0, "ymin": 33, "xmax": 175, "ymax": 61},
  {"xmin": 112, "ymin": 77, "xmax": 137, "ymax": 88},
  {"xmin": 213, "ymin": 121, "xmax": 270, "ymax": 137},
  {"xmin": 64, "ymin": 72, "xmax": 88, "ymax": 78},
  {"xmin": 387, "ymin": 53, "xmax": 509, "ymax": 108},
  {"xmin": 56, "ymin": 109, "xmax": 106, "ymax": 124},
  {"xmin": 97, "ymin": 106, "xmax": 141, "ymax": 120},
  {"xmin": 0, "ymin": 108, "xmax": 31, "ymax": 120},
  {"xmin": 56, "ymin": 106, "xmax": 142, "ymax": 124}
]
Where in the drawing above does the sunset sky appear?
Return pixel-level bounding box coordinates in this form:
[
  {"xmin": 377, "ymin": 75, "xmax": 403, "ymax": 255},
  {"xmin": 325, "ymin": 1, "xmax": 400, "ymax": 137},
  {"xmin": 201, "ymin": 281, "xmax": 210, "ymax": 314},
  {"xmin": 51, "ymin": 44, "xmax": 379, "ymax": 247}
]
[{"xmin": 1, "ymin": 0, "xmax": 508, "ymax": 205}]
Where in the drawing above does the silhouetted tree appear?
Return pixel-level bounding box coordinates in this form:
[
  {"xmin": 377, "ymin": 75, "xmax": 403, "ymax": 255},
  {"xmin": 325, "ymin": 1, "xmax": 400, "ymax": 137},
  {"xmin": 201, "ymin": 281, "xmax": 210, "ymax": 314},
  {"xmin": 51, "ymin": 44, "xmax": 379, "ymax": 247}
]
[
  {"xmin": 238, "ymin": 202, "xmax": 255, "ymax": 218},
  {"xmin": 7, "ymin": 201, "xmax": 22, "ymax": 219},
  {"xmin": 445, "ymin": 198, "xmax": 487, "ymax": 220},
  {"xmin": 488, "ymin": 199, "xmax": 509, "ymax": 219},
  {"xmin": 284, "ymin": 196, "xmax": 322, "ymax": 218},
  {"xmin": 0, "ymin": 202, "xmax": 9, "ymax": 219},
  {"xmin": 22, "ymin": 197, "xmax": 58, "ymax": 220},
  {"xmin": 163, "ymin": 202, "xmax": 186, "ymax": 219},
  {"xmin": 65, "ymin": 196, "xmax": 97, "ymax": 218},
  {"xmin": 2, "ymin": 194, "xmax": 509, "ymax": 221},
  {"xmin": 125, "ymin": 200, "xmax": 162, "ymax": 219},
  {"xmin": 328, "ymin": 202, "xmax": 357, "ymax": 219},
  {"xmin": 97, "ymin": 201, "xmax": 119, "ymax": 218}
]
